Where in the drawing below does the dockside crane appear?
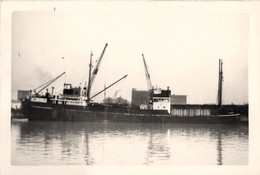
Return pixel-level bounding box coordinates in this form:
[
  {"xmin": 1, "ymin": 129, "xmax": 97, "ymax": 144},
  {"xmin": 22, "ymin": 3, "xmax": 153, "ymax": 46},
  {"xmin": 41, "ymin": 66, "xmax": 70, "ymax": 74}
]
[
  {"xmin": 33, "ymin": 72, "xmax": 66, "ymax": 96},
  {"xmin": 113, "ymin": 89, "xmax": 121, "ymax": 99},
  {"xmin": 87, "ymin": 43, "xmax": 108, "ymax": 101}
]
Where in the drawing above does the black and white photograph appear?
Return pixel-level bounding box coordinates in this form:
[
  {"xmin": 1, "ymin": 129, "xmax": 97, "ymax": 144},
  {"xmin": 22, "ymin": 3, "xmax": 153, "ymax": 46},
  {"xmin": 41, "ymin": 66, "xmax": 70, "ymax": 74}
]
[{"xmin": 1, "ymin": 1, "xmax": 260, "ymax": 175}]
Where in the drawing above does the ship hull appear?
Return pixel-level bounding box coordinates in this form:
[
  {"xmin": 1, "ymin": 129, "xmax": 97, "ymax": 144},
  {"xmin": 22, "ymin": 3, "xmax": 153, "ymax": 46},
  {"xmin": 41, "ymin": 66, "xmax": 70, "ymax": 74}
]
[{"xmin": 22, "ymin": 100, "xmax": 241, "ymax": 124}]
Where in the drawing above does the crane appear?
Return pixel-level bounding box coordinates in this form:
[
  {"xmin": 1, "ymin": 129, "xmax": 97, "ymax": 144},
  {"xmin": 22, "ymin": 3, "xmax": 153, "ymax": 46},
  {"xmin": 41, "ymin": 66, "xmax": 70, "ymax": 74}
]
[
  {"xmin": 113, "ymin": 89, "xmax": 121, "ymax": 99},
  {"xmin": 142, "ymin": 54, "xmax": 153, "ymax": 91},
  {"xmin": 33, "ymin": 72, "xmax": 66, "ymax": 95},
  {"xmin": 87, "ymin": 43, "xmax": 108, "ymax": 101}
]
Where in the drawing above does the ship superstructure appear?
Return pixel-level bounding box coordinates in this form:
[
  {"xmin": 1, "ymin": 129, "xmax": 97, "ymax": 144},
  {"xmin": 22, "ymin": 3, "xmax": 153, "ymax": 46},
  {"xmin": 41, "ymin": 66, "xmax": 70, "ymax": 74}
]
[
  {"xmin": 142, "ymin": 53, "xmax": 171, "ymax": 113},
  {"xmin": 152, "ymin": 87, "xmax": 171, "ymax": 114}
]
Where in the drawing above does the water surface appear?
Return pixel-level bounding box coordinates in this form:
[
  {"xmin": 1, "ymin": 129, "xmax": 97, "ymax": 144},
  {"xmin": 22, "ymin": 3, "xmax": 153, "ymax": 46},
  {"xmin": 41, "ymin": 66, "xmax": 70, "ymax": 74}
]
[{"xmin": 11, "ymin": 120, "xmax": 248, "ymax": 165}]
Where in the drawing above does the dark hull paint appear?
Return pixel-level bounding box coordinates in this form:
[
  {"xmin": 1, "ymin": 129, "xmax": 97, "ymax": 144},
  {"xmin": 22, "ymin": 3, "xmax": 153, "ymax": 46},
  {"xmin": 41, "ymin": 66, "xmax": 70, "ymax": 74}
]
[
  {"xmin": 22, "ymin": 100, "xmax": 241, "ymax": 124},
  {"xmin": 239, "ymin": 115, "xmax": 248, "ymax": 123}
]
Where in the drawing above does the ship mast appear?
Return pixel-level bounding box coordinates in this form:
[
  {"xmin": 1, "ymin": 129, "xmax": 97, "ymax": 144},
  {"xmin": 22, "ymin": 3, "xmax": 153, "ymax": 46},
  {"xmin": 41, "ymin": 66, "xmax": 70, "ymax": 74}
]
[
  {"xmin": 217, "ymin": 59, "xmax": 223, "ymax": 106},
  {"xmin": 87, "ymin": 43, "xmax": 108, "ymax": 102},
  {"xmin": 87, "ymin": 52, "xmax": 93, "ymax": 101}
]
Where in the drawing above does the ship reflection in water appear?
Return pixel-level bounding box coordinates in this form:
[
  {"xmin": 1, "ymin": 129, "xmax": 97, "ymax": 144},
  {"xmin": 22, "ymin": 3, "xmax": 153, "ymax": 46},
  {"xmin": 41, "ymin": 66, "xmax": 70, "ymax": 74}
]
[{"xmin": 11, "ymin": 120, "xmax": 248, "ymax": 165}]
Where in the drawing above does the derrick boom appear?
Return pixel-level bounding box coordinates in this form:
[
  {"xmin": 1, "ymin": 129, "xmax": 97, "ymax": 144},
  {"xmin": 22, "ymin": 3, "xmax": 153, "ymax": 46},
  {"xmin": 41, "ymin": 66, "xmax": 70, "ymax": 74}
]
[
  {"xmin": 89, "ymin": 75, "xmax": 127, "ymax": 101},
  {"xmin": 142, "ymin": 54, "xmax": 153, "ymax": 91},
  {"xmin": 33, "ymin": 72, "xmax": 66, "ymax": 95}
]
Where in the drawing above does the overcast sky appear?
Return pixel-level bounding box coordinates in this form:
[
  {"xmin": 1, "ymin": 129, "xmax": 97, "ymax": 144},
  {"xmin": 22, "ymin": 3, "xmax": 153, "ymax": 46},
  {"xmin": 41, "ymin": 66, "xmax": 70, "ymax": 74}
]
[{"xmin": 11, "ymin": 3, "xmax": 249, "ymax": 104}]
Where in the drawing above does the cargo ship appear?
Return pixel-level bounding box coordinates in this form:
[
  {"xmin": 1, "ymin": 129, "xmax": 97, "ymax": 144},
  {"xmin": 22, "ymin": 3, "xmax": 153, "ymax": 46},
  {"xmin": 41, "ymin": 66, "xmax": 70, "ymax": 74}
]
[{"xmin": 21, "ymin": 44, "xmax": 241, "ymax": 123}]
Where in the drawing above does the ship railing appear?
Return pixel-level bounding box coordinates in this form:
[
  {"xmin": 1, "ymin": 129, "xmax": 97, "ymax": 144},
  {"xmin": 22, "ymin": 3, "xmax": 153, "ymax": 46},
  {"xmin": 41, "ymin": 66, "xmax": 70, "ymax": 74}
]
[
  {"xmin": 50, "ymin": 98, "xmax": 87, "ymax": 106},
  {"xmin": 31, "ymin": 97, "xmax": 48, "ymax": 103},
  {"xmin": 58, "ymin": 94, "xmax": 87, "ymax": 100}
]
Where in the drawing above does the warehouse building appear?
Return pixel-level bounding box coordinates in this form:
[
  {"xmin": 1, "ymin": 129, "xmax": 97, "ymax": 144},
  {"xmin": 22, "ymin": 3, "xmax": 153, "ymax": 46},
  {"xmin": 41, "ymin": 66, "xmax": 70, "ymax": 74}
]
[
  {"xmin": 131, "ymin": 88, "xmax": 150, "ymax": 108},
  {"xmin": 171, "ymin": 95, "xmax": 187, "ymax": 104},
  {"xmin": 18, "ymin": 90, "xmax": 30, "ymax": 100}
]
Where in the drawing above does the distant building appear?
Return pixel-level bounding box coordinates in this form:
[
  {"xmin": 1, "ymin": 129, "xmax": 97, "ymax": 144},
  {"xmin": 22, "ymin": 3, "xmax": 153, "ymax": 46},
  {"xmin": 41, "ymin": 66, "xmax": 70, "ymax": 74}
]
[
  {"xmin": 18, "ymin": 90, "xmax": 30, "ymax": 100},
  {"xmin": 171, "ymin": 95, "xmax": 187, "ymax": 104},
  {"xmin": 131, "ymin": 88, "xmax": 150, "ymax": 108},
  {"xmin": 131, "ymin": 89, "xmax": 187, "ymax": 107},
  {"xmin": 103, "ymin": 96, "xmax": 128, "ymax": 104}
]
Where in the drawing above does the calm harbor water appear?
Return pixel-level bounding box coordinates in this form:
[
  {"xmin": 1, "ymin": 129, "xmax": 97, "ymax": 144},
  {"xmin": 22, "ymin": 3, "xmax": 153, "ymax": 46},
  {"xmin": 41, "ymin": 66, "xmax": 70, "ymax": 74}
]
[{"xmin": 11, "ymin": 120, "xmax": 248, "ymax": 165}]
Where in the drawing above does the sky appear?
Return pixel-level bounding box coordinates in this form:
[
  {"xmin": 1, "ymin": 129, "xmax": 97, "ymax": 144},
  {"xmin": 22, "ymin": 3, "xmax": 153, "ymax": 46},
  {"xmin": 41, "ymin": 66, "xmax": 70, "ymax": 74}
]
[{"xmin": 11, "ymin": 3, "xmax": 249, "ymax": 104}]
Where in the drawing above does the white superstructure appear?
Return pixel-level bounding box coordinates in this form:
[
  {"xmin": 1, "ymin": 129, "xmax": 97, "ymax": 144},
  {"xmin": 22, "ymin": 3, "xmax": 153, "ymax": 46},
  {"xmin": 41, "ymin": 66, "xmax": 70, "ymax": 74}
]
[
  {"xmin": 152, "ymin": 87, "xmax": 171, "ymax": 114},
  {"xmin": 153, "ymin": 97, "xmax": 171, "ymax": 114}
]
